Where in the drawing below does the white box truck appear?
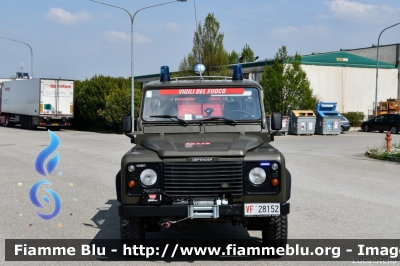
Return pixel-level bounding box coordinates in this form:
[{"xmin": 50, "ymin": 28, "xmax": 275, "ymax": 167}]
[{"xmin": 0, "ymin": 78, "xmax": 74, "ymax": 129}]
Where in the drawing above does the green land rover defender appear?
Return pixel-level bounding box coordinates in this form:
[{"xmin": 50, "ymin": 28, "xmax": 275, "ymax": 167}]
[{"xmin": 116, "ymin": 64, "xmax": 291, "ymax": 247}]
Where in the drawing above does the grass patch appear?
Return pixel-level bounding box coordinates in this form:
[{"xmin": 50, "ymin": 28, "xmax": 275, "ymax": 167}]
[{"xmin": 366, "ymin": 141, "xmax": 400, "ymax": 162}]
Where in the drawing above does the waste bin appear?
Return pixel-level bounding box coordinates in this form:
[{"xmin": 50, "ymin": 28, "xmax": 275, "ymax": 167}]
[
  {"xmin": 288, "ymin": 110, "xmax": 316, "ymax": 135},
  {"xmin": 267, "ymin": 115, "xmax": 290, "ymax": 136},
  {"xmin": 314, "ymin": 102, "xmax": 342, "ymax": 135}
]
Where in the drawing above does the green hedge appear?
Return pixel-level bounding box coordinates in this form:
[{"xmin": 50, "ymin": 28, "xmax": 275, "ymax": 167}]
[
  {"xmin": 341, "ymin": 112, "xmax": 364, "ymax": 127},
  {"xmin": 74, "ymin": 75, "xmax": 142, "ymax": 133}
]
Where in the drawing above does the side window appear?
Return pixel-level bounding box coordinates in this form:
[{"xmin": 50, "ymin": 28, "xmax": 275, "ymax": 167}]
[
  {"xmin": 384, "ymin": 114, "xmax": 394, "ymax": 121},
  {"xmin": 375, "ymin": 115, "xmax": 384, "ymax": 121}
]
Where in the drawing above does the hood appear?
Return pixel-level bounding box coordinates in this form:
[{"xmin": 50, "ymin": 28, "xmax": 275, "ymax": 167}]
[{"xmin": 141, "ymin": 133, "xmax": 264, "ymax": 157}]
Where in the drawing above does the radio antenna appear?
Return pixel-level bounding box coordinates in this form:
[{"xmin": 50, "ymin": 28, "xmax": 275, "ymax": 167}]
[
  {"xmin": 194, "ymin": 2, "xmax": 202, "ymax": 65},
  {"xmin": 194, "ymin": 1, "xmax": 204, "ymax": 80}
]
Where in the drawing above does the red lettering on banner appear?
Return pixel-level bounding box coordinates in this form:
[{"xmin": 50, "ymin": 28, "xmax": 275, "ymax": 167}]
[{"xmin": 160, "ymin": 88, "xmax": 244, "ymax": 95}]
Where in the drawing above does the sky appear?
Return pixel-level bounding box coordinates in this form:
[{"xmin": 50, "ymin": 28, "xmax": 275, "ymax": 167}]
[{"xmin": 0, "ymin": 0, "xmax": 399, "ymax": 81}]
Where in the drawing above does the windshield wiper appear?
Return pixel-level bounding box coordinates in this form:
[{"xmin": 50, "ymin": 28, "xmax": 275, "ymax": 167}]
[
  {"xmin": 201, "ymin": 116, "xmax": 237, "ymax": 125},
  {"xmin": 150, "ymin": 115, "xmax": 188, "ymax": 125}
]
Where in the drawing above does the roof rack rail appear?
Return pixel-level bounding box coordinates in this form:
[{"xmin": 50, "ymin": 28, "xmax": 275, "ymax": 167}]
[{"xmin": 172, "ymin": 76, "xmax": 232, "ymax": 81}]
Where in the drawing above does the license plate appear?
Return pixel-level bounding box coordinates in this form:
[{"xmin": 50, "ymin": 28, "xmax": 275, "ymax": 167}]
[
  {"xmin": 52, "ymin": 123, "xmax": 59, "ymax": 126},
  {"xmin": 244, "ymin": 203, "xmax": 280, "ymax": 216}
]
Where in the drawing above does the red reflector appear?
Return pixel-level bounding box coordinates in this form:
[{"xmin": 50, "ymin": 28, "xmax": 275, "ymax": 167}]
[
  {"xmin": 39, "ymin": 122, "xmax": 45, "ymax": 126},
  {"xmin": 127, "ymin": 180, "xmax": 136, "ymax": 188},
  {"xmin": 271, "ymin": 178, "xmax": 279, "ymax": 186}
]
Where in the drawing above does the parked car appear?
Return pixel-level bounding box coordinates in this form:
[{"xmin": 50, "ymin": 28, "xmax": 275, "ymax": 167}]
[
  {"xmin": 361, "ymin": 114, "xmax": 400, "ymax": 134},
  {"xmin": 340, "ymin": 115, "xmax": 350, "ymax": 133}
]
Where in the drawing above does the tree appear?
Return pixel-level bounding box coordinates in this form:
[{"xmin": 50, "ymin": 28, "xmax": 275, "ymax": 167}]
[
  {"xmin": 260, "ymin": 45, "xmax": 317, "ymax": 115},
  {"xmin": 74, "ymin": 75, "xmax": 142, "ymax": 133},
  {"xmin": 179, "ymin": 13, "xmax": 229, "ymax": 76},
  {"xmin": 178, "ymin": 53, "xmax": 197, "ymax": 76},
  {"xmin": 228, "ymin": 50, "xmax": 239, "ymax": 64},
  {"xmin": 240, "ymin": 44, "xmax": 255, "ymax": 63}
]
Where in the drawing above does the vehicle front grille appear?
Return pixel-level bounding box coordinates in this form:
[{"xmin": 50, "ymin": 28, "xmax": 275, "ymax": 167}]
[{"xmin": 163, "ymin": 161, "xmax": 243, "ymax": 198}]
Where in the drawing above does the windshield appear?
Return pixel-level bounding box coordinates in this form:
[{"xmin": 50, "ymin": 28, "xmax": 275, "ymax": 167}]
[{"xmin": 142, "ymin": 87, "xmax": 262, "ymax": 122}]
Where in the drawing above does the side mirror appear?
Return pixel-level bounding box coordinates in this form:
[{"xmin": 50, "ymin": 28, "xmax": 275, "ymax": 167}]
[
  {"xmin": 122, "ymin": 115, "xmax": 132, "ymax": 133},
  {"xmin": 271, "ymin": 113, "xmax": 282, "ymax": 130}
]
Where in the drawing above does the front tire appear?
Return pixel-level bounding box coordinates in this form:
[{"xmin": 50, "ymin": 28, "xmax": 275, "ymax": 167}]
[
  {"xmin": 363, "ymin": 125, "xmax": 370, "ymax": 132},
  {"xmin": 340, "ymin": 126, "xmax": 344, "ymax": 134},
  {"xmin": 391, "ymin": 126, "xmax": 398, "ymax": 134},
  {"xmin": 120, "ymin": 217, "xmax": 145, "ymax": 247},
  {"xmin": 262, "ymin": 215, "xmax": 287, "ymax": 248}
]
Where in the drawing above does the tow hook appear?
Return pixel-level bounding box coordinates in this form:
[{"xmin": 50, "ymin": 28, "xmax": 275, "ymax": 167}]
[
  {"xmin": 159, "ymin": 221, "xmax": 172, "ymax": 229},
  {"xmin": 159, "ymin": 212, "xmax": 199, "ymax": 229}
]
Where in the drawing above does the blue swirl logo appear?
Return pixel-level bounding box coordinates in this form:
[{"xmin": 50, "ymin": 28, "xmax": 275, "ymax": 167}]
[
  {"xmin": 35, "ymin": 130, "xmax": 60, "ymax": 177},
  {"xmin": 29, "ymin": 180, "xmax": 61, "ymax": 220},
  {"xmin": 30, "ymin": 130, "xmax": 61, "ymax": 220}
]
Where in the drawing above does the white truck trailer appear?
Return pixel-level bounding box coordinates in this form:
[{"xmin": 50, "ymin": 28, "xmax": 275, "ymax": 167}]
[{"xmin": 0, "ymin": 78, "xmax": 74, "ymax": 129}]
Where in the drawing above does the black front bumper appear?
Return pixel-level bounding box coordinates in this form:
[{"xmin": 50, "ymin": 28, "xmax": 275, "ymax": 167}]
[{"xmin": 119, "ymin": 202, "xmax": 290, "ymax": 217}]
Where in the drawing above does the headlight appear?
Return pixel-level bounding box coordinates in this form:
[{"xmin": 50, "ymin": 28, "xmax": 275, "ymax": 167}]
[
  {"xmin": 140, "ymin": 169, "xmax": 157, "ymax": 186},
  {"xmin": 249, "ymin": 167, "xmax": 266, "ymax": 185},
  {"xmin": 271, "ymin": 163, "xmax": 279, "ymax": 171}
]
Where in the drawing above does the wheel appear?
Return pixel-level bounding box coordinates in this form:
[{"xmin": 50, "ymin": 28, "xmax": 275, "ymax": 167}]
[
  {"xmin": 20, "ymin": 116, "xmax": 25, "ymax": 129},
  {"xmin": 340, "ymin": 126, "xmax": 344, "ymax": 134},
  {"xmin": 116, "ymin": 171, "xmax": 121, "ymax": 203},
  {"xmin": 5, "ymin": 116, "xmax": 15, "ymax": 127},
  {"xmin": 23, "ymin": 116, "xmax": 30, "ymax": 129},
  {"xmin": 390, "ymin": 126, "xmax": 398, "ymax": 134},
  {"xmin": 262, "ymin": 215, "xmax": 287, "ymax": 248},
  {"xmin": 28, "ymin": 116, "xmax": 37, "ymax": 130},
  {"xmin": 363, "ymin": 125, "xmax": 370, "ymax": 132},
  {"xmin": 224, "ymin": 110, "xmax": 253, "ymax": 119},
  {"xmin": 120, "ymin": 217, "xmax": 145, "ymax": 247}
]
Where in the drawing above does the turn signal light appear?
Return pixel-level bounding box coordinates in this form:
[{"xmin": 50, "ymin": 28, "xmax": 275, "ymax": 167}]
[
  {"xmin": 127, "ymin": 180, "xmax": 136, "ymax": 188},
  {"xmin": 271, "ymin": 178, "xmax": 279, "ymax": 186}
]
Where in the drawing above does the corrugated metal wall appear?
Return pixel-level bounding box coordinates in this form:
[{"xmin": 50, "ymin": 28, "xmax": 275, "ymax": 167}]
[{"xmin": 301, "ymin": 65, "xmax": 398, "ymax": 119}]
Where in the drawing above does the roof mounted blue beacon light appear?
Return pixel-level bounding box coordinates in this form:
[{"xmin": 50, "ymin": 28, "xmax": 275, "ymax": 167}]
[
  {"xmin": 232, "ymin": 64, "xmax": 243, "ymax": 80},
  {"xmin": 160, "ymin": 66, "xmax": 170, "ymax": 82}
]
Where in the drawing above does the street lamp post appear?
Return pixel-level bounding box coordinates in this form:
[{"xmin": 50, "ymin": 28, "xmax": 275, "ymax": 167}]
[
  {"xmin": 0, "ymin": 35, "xmax": 33, "ymax": 78},
  {"xmin": 90, "ymin": 0, "xmax": 186, "ymax": 129},
  {"xmin": 374, "ymin": 22, "xmax": 400, "ymax": 117}
]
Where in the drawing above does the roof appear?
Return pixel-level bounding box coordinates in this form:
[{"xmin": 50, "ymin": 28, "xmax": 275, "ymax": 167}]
[
  {"xmin": 299, "ymin": 51, "xmax": 396, "ymax": 68},
  {"xmin": 134, "ymin": 51, "xmax": 397, "ymax": 83}
]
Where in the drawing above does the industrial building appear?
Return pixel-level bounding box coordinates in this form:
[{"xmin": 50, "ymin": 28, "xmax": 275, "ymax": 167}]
[{"xmin": 136, "ymin": 44, "xmax": 400, "ymax": 119}]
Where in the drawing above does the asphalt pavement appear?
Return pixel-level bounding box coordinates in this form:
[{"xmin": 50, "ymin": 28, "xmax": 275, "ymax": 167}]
[{"xmin": 1, "ymin": 126, "xmax": 399, "ymax": 265}]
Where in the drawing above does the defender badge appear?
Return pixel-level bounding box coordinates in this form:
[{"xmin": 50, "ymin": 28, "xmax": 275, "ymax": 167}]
[{"xmin": 190, "ymin": 157, "xmax": 215, "ymax": 162}]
